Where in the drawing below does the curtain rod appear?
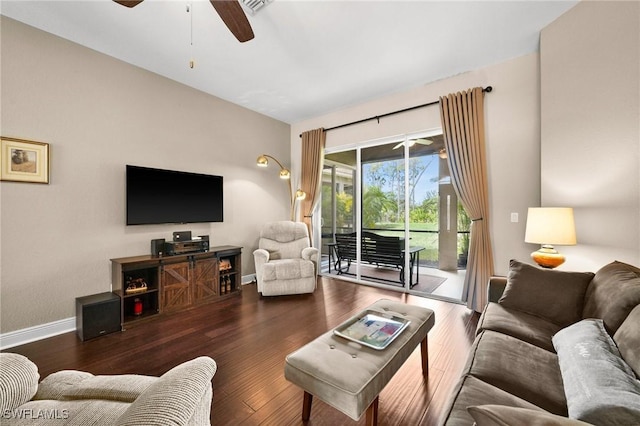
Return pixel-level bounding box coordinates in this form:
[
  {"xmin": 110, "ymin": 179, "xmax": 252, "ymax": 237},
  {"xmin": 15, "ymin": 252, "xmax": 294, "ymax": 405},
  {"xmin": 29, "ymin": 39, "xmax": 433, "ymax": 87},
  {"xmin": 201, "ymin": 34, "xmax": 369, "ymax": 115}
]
[{"xmin": 299, "ymin": 85, "xmax": 492, "ymax": 137}]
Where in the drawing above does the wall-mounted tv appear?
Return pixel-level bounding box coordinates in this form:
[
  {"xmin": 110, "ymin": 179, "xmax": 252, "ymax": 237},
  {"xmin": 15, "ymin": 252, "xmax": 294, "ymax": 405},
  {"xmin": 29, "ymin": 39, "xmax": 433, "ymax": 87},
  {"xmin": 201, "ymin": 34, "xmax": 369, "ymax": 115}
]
[{"xmin": 126, "ymin": 165, "xmax": 223, "ymax": 225}]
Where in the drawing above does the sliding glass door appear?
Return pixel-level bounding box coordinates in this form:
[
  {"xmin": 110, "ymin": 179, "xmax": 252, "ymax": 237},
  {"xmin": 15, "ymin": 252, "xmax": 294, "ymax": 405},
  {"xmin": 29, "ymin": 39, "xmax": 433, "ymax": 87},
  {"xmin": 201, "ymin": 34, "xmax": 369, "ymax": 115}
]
[
  {"xmin": 321, "ymin": 153, "xmax": 356, "ymax": 276},
  {"xmin": 320, "ymin": 132, "xmax": 468, "ymax": 302}
]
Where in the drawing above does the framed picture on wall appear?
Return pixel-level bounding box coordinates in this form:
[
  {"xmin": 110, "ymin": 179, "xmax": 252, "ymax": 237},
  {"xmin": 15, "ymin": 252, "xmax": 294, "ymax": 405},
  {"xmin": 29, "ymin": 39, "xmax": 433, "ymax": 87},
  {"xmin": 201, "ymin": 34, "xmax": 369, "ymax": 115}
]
[{"xmin": 0, "ymin": 137, "xmax": 50, "ymax": 184}]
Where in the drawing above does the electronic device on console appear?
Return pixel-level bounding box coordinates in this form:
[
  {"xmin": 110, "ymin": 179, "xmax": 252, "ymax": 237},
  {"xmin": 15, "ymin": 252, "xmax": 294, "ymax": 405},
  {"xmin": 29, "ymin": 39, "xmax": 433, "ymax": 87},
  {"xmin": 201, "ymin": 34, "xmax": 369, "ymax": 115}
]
[
  {"xmin": 173, "ymin": 230, "xmax": 192, "ymax": 241},
  {"xmin": 150, "ymin": 235, "xmax": 210, "ymax": 256},
  {"xmin": 164, "ymin": 239, "xmax": 209, "ymax": 256}
]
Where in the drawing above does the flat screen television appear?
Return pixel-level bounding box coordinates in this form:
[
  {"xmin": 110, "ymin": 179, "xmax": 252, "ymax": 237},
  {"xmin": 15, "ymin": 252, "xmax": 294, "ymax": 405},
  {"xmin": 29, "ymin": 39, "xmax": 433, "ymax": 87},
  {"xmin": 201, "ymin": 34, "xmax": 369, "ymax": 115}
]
[{"xmin": 126, "ymin": 165, "xmax": 223, "ymax": 225}]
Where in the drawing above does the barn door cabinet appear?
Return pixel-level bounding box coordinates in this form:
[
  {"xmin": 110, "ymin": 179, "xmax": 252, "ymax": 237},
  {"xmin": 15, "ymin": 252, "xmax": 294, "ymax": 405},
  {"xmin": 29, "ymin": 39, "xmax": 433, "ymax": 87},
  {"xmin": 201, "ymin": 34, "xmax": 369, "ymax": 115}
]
[
  {"xmin": 160, "ymin": 254, "xmax": 219, "ymax": 313},
  {"xmin": 111, "ymin": 246, "xmax": 242, "ymax": 328}
]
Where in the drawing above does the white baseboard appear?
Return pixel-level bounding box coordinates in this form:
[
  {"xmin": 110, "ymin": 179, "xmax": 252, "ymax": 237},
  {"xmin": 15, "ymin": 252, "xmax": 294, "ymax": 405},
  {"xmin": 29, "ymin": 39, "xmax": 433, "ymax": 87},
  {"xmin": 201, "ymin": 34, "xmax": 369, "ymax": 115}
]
[
  {"xmin": 0, "ymin": 317, "xmax": 75, "ymax": 351},
  {"xmin": 2, "ymin": 276, "xmax": 256, "ymax": 350},
  {"xmin": 241, "ymin": 273, "xmax": 256, "ymax": 285}
]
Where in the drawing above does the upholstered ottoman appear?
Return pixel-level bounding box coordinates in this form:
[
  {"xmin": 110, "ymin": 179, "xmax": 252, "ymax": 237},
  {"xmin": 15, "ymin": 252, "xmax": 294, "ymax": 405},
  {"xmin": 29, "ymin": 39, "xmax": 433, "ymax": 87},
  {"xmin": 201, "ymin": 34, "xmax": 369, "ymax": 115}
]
[{"xmin": 284, "ymin": 299, "xmax": 435, "ymax": 425}]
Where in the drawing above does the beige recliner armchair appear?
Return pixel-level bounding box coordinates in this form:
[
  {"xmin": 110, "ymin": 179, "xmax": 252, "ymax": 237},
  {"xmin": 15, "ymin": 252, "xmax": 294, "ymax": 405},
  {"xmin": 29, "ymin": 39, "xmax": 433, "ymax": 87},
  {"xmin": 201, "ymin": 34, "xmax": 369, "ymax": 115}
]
[
  {"xmin": 0, "ymin": 352, "xmax": 216, "ymax": 425},
  {"xmin": 253, "ymin": 221, "xmax": 319, "ymax": 296}
]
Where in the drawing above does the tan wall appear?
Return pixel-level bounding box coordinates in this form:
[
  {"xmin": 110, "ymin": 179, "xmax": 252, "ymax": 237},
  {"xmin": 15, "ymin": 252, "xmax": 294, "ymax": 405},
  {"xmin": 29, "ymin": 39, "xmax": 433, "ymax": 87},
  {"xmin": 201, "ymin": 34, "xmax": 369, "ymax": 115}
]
[
  {"xmin": 0, "ymin": 17, "xmax": 291, "ymax": 333},
  {"xmin": 291, "ymin": 53, "xmax": 542, "ymax": 277},
  {"xmin": 541, "ymin": 1, "xmax": 640, "ymax": 271}
]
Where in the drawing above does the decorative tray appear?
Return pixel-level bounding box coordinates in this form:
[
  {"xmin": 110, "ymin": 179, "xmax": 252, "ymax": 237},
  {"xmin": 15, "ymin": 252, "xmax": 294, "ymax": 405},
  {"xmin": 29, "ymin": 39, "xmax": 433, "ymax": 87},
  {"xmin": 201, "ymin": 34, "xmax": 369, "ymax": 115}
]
[{"xmin": 333, "ymin": 310, "xmax": 411, "ymax": 350}]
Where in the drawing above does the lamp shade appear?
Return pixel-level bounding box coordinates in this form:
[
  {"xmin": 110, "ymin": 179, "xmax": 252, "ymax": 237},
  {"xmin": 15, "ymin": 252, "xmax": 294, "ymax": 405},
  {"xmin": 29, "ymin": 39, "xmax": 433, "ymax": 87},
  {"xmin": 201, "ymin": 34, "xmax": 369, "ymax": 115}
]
[
  {"xmin": 279, "ymin": 168, "xmax": 291, "ymax": 179},
  {"xmin": 295, "ymin": 189, "xmax": 306, "ymax": 200},
  {"xmin": 525, "ymin": 207, "xmax": 577, "ymax": 245},
  {"xmin": 256, "ymin": 155, "xmax": 268, "ymax": 167}
]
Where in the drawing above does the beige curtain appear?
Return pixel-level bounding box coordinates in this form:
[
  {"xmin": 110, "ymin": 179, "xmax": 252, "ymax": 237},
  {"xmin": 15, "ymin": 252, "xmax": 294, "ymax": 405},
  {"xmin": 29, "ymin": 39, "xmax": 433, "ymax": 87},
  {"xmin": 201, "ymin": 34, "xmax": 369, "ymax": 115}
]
[
  {"xmin": 300, "ymin": 128, "xmax": 326, "ymax": 245},
  {"xmin": 439, "ymin": 87, "xmax": 494, "ymax": 312}
]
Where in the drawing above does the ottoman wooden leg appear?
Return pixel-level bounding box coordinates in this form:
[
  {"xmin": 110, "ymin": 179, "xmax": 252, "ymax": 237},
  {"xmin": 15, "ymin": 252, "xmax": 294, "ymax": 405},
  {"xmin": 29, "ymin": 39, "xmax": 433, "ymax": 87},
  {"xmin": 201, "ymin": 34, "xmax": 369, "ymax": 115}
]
[
  {"xmin": 302, "ymin": 391, "xmax": 313, "ymax": 421},
  {"xmin": 421, "ymin": 337, "xmax": 429, "ymax": 377},
  {"xmin": 365, "ymin": 396, "xmax": 379, "ymax": 426}
]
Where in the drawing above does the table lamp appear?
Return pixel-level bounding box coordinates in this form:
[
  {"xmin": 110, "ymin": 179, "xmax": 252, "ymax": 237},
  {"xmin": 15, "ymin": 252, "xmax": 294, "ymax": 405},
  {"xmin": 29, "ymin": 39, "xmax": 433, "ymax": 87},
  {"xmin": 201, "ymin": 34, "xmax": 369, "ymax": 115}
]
[{"xmin": 524, "ymin": 207, "xmax": 576, "ymax": 268}]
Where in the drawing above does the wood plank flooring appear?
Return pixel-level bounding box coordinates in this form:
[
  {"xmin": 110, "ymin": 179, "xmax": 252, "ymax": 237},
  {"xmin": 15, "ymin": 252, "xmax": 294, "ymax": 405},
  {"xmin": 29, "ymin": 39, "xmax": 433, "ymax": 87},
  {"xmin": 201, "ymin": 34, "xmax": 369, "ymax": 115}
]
[{"xmin": 4, "ymin": 276, "xmax": 479, "ymax": 425}]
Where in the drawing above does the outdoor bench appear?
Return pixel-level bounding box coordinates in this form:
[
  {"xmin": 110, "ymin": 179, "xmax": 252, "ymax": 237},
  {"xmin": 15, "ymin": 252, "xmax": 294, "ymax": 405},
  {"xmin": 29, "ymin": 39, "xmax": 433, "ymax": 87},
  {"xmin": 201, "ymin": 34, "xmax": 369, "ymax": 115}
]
[{"xmin": 332, "ymin": 231, "xmax": 423, "ymax": 287}]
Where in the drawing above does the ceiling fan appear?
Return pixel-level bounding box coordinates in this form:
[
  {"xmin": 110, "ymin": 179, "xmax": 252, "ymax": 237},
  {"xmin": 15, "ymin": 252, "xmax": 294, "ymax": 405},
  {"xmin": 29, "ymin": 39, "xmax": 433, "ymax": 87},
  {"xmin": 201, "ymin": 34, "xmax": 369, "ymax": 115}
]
[
  {"xmin": 113, "ymin": 0, "xmax": 254, "ymax": 43},
  {"xmin": 392, "ymin": 138, "xmax": 433, "ymax": 150}
]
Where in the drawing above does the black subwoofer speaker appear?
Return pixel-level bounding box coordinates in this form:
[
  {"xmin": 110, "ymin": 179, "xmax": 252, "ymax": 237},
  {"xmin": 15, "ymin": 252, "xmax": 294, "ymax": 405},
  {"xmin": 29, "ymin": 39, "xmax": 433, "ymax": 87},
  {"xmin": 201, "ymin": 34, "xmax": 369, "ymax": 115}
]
[{"xmin": 76, "ymin": 292, "xmax": 121, "ymax": 341}]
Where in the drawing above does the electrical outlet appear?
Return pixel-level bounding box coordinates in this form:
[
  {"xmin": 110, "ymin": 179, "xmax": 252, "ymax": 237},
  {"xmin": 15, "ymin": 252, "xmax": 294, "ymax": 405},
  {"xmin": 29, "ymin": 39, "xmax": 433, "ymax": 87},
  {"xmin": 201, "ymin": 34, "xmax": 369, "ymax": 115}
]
[{"xmin": 510, "ymin": 212, "xmax": 518, "ymax": 223}]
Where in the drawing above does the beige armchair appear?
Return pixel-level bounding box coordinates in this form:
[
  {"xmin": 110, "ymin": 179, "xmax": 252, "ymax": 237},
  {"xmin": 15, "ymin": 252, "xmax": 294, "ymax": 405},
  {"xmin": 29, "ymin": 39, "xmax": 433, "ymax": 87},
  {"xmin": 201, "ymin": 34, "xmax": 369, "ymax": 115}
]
[
  {"xmin": 253, "ymin": 221, "xmax": 319, "ymax": 296},
  {"xmin": 0, "ymin": 352, "xmax": 216, "ymax": 425}
]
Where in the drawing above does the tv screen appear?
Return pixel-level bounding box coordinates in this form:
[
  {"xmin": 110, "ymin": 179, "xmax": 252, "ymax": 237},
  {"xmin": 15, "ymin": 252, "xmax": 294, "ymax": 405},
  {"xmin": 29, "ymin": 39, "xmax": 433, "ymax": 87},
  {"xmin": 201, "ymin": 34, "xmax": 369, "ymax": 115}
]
[{"xmin": 126, "ymin": 165, "xmax": 223, "ymax": 225}]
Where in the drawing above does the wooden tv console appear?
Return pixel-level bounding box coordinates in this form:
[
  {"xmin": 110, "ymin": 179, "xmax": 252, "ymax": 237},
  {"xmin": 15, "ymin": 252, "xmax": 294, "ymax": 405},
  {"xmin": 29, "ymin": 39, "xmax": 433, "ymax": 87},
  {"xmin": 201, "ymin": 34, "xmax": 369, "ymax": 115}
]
[{"xmin": 111, "ymin": 245, "xmax": 242, "ymax": 328}]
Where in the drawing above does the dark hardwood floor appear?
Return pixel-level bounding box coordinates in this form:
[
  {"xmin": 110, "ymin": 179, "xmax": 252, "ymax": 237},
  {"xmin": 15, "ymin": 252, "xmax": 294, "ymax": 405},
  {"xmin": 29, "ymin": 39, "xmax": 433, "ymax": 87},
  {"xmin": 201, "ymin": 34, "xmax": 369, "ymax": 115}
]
[{"xmin": 4, "ymin": 276, "xmax": 479, "ymax": 425}]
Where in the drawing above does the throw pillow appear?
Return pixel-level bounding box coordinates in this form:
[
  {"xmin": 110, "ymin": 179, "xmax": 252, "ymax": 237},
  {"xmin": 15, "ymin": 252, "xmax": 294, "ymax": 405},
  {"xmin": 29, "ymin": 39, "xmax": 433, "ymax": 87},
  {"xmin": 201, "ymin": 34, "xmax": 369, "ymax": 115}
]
[
  {"xmin": 498, "ymin": 259, "xmax": 594, "ymax": 326},
  {"xmin": 552, "ymin": 318, "xmax": 640, "ymax": 425},
  {"xmin": 582, "ymin": 260, "xmax": 640, "ymax": 335},
  {"xmin": 467, "ymin": 405, "xmax": 591, "ymax": 426},
  {"xmin": 614, "ymin": 304, "xmax": 640, "ymax": 378}
]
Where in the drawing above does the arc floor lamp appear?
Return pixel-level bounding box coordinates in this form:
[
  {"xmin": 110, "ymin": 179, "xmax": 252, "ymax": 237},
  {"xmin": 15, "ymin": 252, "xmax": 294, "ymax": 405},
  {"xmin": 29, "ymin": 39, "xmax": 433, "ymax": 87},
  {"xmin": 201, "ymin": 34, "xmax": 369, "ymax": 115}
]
[{"xmin": 256, "ymin": 154, "xmax": 306, "ymax": 221}]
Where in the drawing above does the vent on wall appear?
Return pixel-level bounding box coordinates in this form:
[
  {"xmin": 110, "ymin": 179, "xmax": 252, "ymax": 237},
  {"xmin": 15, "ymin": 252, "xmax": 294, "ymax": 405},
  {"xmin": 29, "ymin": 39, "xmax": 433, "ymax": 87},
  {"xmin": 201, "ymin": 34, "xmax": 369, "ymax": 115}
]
[{"xmin": 241, "ymin": 0, "xmax": 273, "ymax": 15}]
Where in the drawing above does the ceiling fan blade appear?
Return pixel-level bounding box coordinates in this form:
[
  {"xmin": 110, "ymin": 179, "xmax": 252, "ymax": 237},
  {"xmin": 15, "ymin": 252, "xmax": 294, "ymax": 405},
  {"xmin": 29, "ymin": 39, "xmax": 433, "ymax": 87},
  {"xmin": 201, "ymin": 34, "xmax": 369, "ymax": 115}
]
[
  {"xmin": 113, "ymin": 0, "xmax": 144, "ymax": 8},
  {"xmin": 393, "ymin": 138, "xmax": 434, "ymax": 150},
  {"xmin": 210, "ymin": 0, "xmax": 254, "ymax": 43}
]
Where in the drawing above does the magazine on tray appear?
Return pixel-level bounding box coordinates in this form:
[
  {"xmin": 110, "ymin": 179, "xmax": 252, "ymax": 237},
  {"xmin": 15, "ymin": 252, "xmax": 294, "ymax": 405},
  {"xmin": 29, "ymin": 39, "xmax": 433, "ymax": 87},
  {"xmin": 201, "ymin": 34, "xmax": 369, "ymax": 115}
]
[{"xmin": 333, "ymin": 310, "xmax": 411, "ymax": 350}]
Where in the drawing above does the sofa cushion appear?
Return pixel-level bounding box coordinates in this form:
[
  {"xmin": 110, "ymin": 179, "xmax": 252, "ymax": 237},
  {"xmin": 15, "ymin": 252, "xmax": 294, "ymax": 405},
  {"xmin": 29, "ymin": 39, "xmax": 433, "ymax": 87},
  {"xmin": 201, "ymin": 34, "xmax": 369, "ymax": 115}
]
[
  {"xmin": 614, "ymin": 304, "xmax": 640, "ymax": 378},
  {"xmin": 477, "ymin": 302, "xmax": 562, "ymax": 352},
  {"xmin": 499, "ymin": 259, "xmax": 594, "ymax": 327},
  {"xmin": 33, "ymin": 370, "xmax": 94, "ymax": 400},
  {"xmin": 262, "ymin": 258, "xmax": 315, "ymax": 281},
  {"xmin": 466, "ymin": 330, "xmax": 567, "ymax": 415},
  {"xmin": 0, "ymin": 353, "xmax": 39, "ymax": 413},
  {"xmin": 443, "ymin": 376, "xmax": 544, "ymax": 426},
  {"xmin": 259, "ymin": 221, "xmax": 310, "ymax": 260},
  {"xmin": 10, "ymin": 399, "xmax": 129, "ymax": 425},
  {"xmin": 467, "ymin": 405, "xmax": 592, "ymax": 426},
  {"xmin": 62, "ymin": 374, "xmax": 158, "ymax": 403},
  {"xmin": 552, "ymin": 318, "xmax": 640, "ymax": 425},
  {"xmin": 582, "ymin": 260, "xmax": 640, "ymax": 335}
]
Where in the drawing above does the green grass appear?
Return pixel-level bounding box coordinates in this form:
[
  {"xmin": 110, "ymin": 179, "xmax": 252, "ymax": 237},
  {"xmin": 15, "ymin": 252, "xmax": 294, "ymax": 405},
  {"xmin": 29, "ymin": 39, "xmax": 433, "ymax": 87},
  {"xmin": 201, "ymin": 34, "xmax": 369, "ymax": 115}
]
[{"xmin": 369, "ymin": 222, "xmax": 439, "ymax": 262}]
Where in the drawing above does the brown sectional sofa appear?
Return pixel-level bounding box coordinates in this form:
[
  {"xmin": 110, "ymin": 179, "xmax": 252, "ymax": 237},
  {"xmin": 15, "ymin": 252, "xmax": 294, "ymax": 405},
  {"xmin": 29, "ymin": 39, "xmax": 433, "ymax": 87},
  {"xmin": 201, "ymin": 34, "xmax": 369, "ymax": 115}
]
[{"xmin": 442, "ymin": 259, "xmax": 640, "ymax": 425}]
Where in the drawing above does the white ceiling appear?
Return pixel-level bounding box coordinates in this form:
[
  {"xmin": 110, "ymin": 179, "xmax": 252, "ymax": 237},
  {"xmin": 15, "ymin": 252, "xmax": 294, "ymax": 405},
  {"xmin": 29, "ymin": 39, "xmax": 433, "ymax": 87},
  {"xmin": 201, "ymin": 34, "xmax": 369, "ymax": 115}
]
[{"xmin": 1, "ymin": 0, "xmax": 578, "ymax": 124}]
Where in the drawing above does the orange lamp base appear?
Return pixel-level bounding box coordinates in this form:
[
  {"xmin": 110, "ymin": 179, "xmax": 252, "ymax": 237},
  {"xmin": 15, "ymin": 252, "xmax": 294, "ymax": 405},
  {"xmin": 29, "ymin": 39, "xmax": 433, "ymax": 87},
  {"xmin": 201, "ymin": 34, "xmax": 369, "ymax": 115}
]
[{"xmin": 531, "ymin": 245, "xmax": 565, "ymax": 269}]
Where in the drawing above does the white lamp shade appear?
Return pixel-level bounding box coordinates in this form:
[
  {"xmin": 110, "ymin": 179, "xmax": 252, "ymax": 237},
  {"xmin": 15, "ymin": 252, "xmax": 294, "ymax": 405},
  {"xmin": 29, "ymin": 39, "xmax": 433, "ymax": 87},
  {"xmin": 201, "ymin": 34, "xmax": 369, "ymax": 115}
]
[{"xmin": 525, "ymin": 207, "xmax": 577, "ymax": 245}]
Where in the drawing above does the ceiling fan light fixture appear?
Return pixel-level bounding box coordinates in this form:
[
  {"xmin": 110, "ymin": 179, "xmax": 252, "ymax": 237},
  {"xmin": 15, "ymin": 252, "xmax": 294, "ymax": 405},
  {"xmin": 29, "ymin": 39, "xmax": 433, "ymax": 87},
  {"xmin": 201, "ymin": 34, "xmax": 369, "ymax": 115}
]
[
  {"xmin": 114, "ymin": 0, "xmax": 255, "ymax": 43},
  {"xmin": 241, "ymin": 0, "xmax": 273, "ymax": 15}
]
